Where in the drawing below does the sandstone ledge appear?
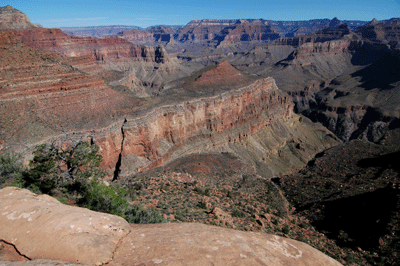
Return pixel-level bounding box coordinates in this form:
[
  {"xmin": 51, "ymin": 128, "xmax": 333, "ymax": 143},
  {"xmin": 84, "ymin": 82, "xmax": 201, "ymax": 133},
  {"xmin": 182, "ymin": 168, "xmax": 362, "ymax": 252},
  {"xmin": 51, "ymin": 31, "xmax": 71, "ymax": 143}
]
[
  {"xmin": 0, "ymin": 187, "xmax": 342, "ymax": 266},
  {"xmin": 0, "ymin": 187, "xmax": 131, "ymax": 265}
]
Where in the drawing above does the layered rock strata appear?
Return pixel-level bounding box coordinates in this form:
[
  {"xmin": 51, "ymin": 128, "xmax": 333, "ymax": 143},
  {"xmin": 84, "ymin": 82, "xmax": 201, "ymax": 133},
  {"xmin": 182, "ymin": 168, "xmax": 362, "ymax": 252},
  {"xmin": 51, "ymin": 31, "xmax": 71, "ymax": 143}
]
[
  {"xmin": 94, "ymin": 77, "xmax": 339, "ymax": 178},
  {"xmin": 116, "ymin": 18, "xmax": 368, "ymax": 49},
  {"xmin": 10, "ymin": 28, "xmax": 170, "ymax": 63},
  {"xmin": 0, "ymin": 31, "xmax": 137, "ymax": 153},
  {"xmin": 262, "ymin": 38, "xmax": 399, "ymax": 142},
  {"xmin": 8, "ymin": 27, "xmax": 191, "ymax": 95},
  {"xmin": 0, "ymin": 187, "xmax": 343, "ymax": 266}
]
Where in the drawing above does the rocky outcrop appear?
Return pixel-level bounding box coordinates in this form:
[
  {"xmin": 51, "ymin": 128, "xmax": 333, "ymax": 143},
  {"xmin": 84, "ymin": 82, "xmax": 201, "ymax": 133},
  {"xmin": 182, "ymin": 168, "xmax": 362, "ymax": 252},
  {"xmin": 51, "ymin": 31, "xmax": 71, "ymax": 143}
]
[
  {"xmin": 112, "ymin": 222, "xmax": 342, "ymax": 266},
  {"xmin": 0, "ymin": 6, "xmax": 37, "ymax": 30},
  {"xmin": 118, "ymin": 77, "xmax": 293, "ymax": 175},
  {"xmin": 0, "ymin": 187, "xmax": 343, "ymax": 266},
  {"xmin": 0, "ymin": 187, "xmax": 131, "ymax": 265},
  {"xmin": 94, "ymin": 76, "xmax": 339, "ymax": 178}
]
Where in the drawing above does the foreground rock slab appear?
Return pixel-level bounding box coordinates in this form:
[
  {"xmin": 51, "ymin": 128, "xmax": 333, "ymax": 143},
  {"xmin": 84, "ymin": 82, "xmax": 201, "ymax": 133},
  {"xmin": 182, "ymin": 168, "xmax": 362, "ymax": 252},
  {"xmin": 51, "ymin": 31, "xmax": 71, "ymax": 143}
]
[
  {"xmin": 0, "ymin": 187, "xmax": 342, "ymax": 266},
  {"xmin": 0, "ymin": 187, "xmax": 131, "ymax": 265},
  {"xmin": 111, "ymin": 223, "xmax": 342, "ymax": 266}
]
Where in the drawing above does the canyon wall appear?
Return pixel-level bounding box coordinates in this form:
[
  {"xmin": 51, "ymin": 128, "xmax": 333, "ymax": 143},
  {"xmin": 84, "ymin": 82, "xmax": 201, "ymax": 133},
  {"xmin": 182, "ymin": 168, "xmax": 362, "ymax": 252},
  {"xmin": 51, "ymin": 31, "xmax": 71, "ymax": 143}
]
[
  {"xmin": 7, "ymin": 27, "xmax": 192, "ymax": 96},
  {"xmin": 10, "ymin": 28, "xmax": 170, "ymax": 63},
  {"xmin": 93, "ymin": 78, "xmax": 339, "ymax": 179},
  {"xmin": 0, "ymin": 31, "xmax": 138, "ymax": 154},
  {"xmin": 116, "ymin": 18, "xmax": 368, "ymax": 49},
  {"xmin": 269, "ymin": 38, "xmax": 399, "ymax": 142}
]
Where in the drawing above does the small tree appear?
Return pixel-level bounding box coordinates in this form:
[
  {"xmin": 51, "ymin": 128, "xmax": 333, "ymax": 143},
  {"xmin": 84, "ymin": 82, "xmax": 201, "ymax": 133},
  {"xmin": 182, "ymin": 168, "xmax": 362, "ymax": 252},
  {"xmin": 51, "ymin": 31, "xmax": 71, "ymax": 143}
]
[{"xmin": 25, "ymin": 141, "xmax": 105, "ymax": 194}]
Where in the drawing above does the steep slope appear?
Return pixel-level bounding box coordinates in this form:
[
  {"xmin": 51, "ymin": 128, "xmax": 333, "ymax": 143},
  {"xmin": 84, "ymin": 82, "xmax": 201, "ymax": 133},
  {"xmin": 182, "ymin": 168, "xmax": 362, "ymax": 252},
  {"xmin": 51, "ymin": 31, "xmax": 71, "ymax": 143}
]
[
  {"xmin": 277, "ymin": 129, "xmax": 400, "ymax": 265},
  {"xmin": 0, "ymin": 31, "xmax": 140, "ymax": 154},
  {"xmin": 8, "ymin": 26, "xmax": 193, "ymax": 96},
  {"xmin": 247, "ymin": 35, "xmax": 400, "ymax": 142},
  {"xmin": 94, "ymin": 76, "xmax": 339, "ymax": 179}
]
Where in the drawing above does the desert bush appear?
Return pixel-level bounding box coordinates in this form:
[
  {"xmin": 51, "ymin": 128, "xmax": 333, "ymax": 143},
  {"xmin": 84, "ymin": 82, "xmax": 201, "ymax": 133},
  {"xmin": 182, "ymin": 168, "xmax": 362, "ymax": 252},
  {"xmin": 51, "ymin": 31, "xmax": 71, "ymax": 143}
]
[
  {"xmin": 282, "ymin": 224, "xmax": 291, "ymax": 234},
  {"xmin": 197, "ymin": 201, "xmax": 207, "ymax": 209},
  {"xmin": 125, "ymin": 205, "xmax": 165, "ymax": 224},
  {"xmin": 232, "ymin": 209, "xmax": 246, "ymax": 218},
  {"xmin": 80, "ymin": 179, "xmax": 130, "ymax": 216},
  {"xmin": 0, "ymin": 152, "xmax": 24, "ymax": 188},
  {"xmin": 194, "ymin": 186, "xmax": 210, "ymax": 196}
]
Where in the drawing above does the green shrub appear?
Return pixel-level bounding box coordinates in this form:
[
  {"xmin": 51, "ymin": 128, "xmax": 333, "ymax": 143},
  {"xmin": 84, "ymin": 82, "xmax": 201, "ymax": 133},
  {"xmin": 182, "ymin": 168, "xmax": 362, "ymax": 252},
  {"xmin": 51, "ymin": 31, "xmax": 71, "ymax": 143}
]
[
  {"xmin": 194, "ymin": 186, "xmax": 210, "ymax": 196},
  {"xmin": 125, "ymin": 205, "xmax": 165, "ymax": 224},
  {"xmin": 282, "ymin": 224, "xmax": 290, "ymax": 234},
  {"xmin": 80, "ymin": 180, "xmax": 130, "ymax": 216},
  {"xmin": 0, "ymin": 152, "xmax": 24, "ymax": 188},
  {"xmin": 299, "ymin": 221, "xmax": 309, "ymax": 229},
  {"xmin": 197, "ymin": 201, "xmax": 207, "ymax": 209},
  {"xmin": 232, "ymin": 209, "xmax": 246, "ymax": 218}
]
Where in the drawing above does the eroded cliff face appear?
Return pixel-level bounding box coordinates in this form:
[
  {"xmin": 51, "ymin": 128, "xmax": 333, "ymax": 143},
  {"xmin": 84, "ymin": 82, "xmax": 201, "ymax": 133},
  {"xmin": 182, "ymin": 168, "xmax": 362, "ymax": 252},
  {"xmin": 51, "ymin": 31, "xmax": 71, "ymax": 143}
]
[
  {"xmin": 116, "ymin": 18, "xmax": 367, "ymax": 49},
  {"xmin": 264, "ymin": 38, "xmax": 400, "ymax": 142},
  {"xmin": 94, "ymin": 78, "xmax": 339, "ymax": 179},
  {"xmin": 8, "ymin": 27, "xmax": 193, "ymax": 96},
  {"xmin": 10, "ymin": 28, "xmax": 170, "ymax": 62},
  {"xmin": 0, "ymin": 31, "xmax": 139, "ymax": 153}
]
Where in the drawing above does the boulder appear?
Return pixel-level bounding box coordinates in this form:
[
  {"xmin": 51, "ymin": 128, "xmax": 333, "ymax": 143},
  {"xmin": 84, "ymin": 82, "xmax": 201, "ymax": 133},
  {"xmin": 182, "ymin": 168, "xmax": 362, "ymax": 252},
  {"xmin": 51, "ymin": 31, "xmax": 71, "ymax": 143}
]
[{"xmin": 111, "ymin": 223, "xmax": 342, "ymax": 266}]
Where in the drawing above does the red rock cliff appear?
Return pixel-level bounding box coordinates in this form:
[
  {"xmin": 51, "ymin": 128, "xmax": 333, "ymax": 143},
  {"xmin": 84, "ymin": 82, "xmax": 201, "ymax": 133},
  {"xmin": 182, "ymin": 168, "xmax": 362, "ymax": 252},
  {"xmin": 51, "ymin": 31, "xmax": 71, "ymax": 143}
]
[{"xmin": 10, "ymin": 28, "xmax": 170, "ymax": 63}]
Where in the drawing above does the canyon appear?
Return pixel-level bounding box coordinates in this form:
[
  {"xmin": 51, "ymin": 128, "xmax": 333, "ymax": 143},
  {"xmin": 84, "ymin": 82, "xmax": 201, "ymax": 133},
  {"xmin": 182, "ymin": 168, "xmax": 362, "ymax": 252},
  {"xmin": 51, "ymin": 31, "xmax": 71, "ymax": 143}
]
[{"xmin": 1, "ymin": 5, "xmax": 400, "ymax": 266}]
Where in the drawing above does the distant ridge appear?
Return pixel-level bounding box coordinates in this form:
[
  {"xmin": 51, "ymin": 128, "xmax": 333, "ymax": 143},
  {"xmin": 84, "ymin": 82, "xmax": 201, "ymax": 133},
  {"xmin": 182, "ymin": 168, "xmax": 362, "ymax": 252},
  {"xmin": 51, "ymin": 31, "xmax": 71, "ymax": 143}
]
[{"xmin": 60, "ymin": 25, "xmax": 145, "ymax": 37}]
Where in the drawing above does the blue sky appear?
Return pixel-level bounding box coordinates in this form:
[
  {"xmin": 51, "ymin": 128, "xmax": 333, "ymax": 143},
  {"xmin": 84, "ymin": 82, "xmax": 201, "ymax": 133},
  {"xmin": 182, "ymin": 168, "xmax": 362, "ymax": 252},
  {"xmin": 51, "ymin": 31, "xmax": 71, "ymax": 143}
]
[{"xmin": 4, "ymin": 0, "xmax": 400, "ymax": 28}]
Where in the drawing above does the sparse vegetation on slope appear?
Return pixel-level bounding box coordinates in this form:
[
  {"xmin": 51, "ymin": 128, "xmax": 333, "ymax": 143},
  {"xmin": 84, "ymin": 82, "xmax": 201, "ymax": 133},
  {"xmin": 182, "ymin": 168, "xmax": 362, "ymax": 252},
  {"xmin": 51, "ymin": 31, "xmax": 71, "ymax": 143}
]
[{"xmin": 0, "ymin": 140, "xmax": 164, "ymax": 224}]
